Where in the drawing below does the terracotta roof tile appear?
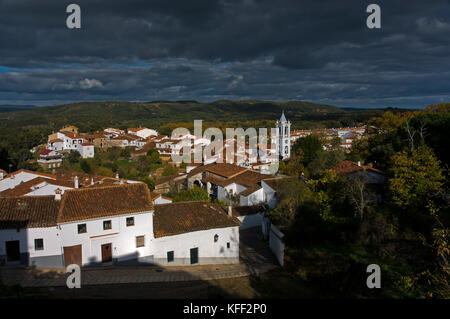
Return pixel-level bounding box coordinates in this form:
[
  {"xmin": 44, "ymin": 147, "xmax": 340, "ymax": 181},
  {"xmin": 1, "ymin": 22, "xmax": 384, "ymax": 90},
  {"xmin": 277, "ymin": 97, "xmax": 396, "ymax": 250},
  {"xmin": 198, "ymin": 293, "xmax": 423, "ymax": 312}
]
[
  {"xmin": 331, "ymin": 161, "xmax": 385, "ymax": 175},
  {"xmin": 187, "ymin": 162, "xmax": 248, "ymax": 178},
  {"xmin": 0, "ymin": 177, "xmax": 74, "ymax": 198},
  {"xmin": 0, "ymin": 196, "xmax": 60, "ymax": 229},
  {"xmin": 40, "ymin": 149, "xmax": 53, "ymax": 155},
  {"xmin": 153, "ymin": 202, "xmax": 241, "ymax": 238},
  {"xmin": 261, "ymin": 177, "xmax": 286, "ymax": 192},
  {"xmin": 5, "ymin": 169, "xmax": 56, "ymax": 179},
  {"xmin": 57, "ymin": 183, "xmax": 153, "ymax": 223}
]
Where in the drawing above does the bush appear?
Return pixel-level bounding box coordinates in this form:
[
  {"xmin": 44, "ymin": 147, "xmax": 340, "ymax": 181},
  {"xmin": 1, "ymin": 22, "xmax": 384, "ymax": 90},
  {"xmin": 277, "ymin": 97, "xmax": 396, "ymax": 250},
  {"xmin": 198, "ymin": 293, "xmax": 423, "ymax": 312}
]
[{"xmin": 173, "ymin": 187, "xmax": 210, "ymax": 202}]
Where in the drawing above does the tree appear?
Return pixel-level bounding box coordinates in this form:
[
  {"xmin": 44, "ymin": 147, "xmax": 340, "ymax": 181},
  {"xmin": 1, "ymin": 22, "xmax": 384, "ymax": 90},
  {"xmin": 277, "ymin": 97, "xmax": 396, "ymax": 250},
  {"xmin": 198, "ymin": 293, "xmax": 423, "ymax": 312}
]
[
  {"xmin": 345, "ymin": 171, "xmax": 376, "ymax": 220},
  {"xmin": 106, "ymin": 147, "xmax": 121, "ymax": 161},
  {"xmin": 96, "ymin": 166, "xmax": 114, "ymax": 177},
  {"xmin": 280, "ymin": 157, "xmax": 304, "ymax": 177},
  {"xmin": 80, "ymin": 159, "xmax": 92, "ymax": 174},
  {"xmin": 270, "ymin": 178, "xmax": 314, "ymax": 229},
  {"xmin": 146, "ymin": 149, "xmax": 161, "ymax": 163},
  {"xmin": 162, "ymin": 165, "xmax": 177, "ymax": 176},
  {"xmin": 173, "ymin": 187, "xmax": 210, "ymax": 202},
  {"xmin": 309, "ymin": 169, "xmax": 349, "ymax": 222},
  {"xmin": 67, "ymin": 150, "xmax": 81, "ymax": 164},
  {"xmin": 142, "ymin": 177, "xmax": 155, "ymax": 191},
  {"xmin": 292, "ymin": 134, "xmax": 323, "ymax": 167},
  {"xmin": 120, "ymin": 147, "xmax": 132, "ymax": 158},
  {"xmin": 389, "ymin": 146, "xmax": 445, "ymax": 213}
]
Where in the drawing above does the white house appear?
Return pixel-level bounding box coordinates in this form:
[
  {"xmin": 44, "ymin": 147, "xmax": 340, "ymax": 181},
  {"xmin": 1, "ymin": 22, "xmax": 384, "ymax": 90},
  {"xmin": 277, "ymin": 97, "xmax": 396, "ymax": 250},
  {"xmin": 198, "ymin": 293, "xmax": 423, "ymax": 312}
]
[
  {"xmin": 261, "ymin": 178, "xmax": 284, "ymax": 209},
  {"xmin": 187, "ymin": 163, "xmax": 276, "ymax": 207},
  {"xmin": 76, "ymin": 143, "xmax": 95, "ymax": 158},
  {"xmin": 0, "ymin": 169, "xmax": 57, "ymax": 192},
  {"xmin": 151, "ymin": 193, "xmax": 173, "ymax": 205},
  {"xmin": 128, "ymin": 128, "xmax": 158, "ymax": 139},
  {"xmin": 0, "ymin": 196, "xmax": 63, "ymax": 267},
  {"xmin": 103, "ymin": 128, "xmax": 124, "ymax": 139},
  {"xmin": 0, "ymin": 184, "xmax": 241, "ymax": 268},
  {"xmin": 152, "ymin": 202, "xmax": 240, "ymax": 266},
  {"xmin": 47, "ymin": 138, "xmax": 64, "ymax": 151},
  {"xmin": 60, "ymin": 133, "xmax": 85, "ymax": 151},
  {"xmin": 38, "ymin": 149, "xmax": 63, "ymax": 169},
  {"xmin": 0, "ymin": 176, "xmax": 74, "ymax": 198}
]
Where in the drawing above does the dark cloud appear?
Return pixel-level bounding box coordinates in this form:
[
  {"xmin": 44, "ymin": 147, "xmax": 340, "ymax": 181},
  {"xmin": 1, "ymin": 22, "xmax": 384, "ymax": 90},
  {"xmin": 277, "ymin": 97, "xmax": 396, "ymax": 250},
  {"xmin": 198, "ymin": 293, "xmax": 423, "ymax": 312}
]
[{"xmin": 0, "ymin": 0, "xmax": 449, "ymax": 108}]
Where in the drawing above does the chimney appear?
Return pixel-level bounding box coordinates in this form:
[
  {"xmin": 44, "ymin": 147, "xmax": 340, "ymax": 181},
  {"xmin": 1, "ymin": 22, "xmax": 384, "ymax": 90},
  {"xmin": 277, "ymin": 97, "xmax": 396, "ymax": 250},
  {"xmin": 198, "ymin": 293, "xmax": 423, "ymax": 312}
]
[
  {"xmin": 74, "ymin": 176, "xmax": 79, "ymax": 189},
  {"xmin": 357, "ymin": 161, "xmax": 361, "ymax": 167},
  {"xmin": 227, "ymin": 205, "xmax": 233, "ymax": 217},
  {"xmin": 55, "ymin": 188, "xmax": 62, "ymax": 201},
  {"xmin": 115, "ymin": 173, "xmax": 119, "ymax": 179},
  {"xmin": 91, "ymin": 178, "xmax": 94, "ymax": 186}
]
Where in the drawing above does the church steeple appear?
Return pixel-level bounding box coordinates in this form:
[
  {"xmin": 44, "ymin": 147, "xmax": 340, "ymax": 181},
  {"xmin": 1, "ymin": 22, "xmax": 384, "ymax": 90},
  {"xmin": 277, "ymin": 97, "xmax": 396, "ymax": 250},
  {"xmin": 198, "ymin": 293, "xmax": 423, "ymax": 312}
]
[
  {"xmin": 276, "ymin": 111, "xmax": 291, "ymax": 160},
  {"xmin": 280, "ymin": 110, "xmax": 287, "ymax": 122}
]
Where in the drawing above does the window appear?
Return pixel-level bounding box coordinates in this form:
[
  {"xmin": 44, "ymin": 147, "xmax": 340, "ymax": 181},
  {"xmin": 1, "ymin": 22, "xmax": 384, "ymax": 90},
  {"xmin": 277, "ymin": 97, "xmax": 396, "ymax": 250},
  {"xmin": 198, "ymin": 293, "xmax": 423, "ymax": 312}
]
[
  {"xmin": 34, "ymin": 238, "xmax": 44, "ymax": 251},
  {"xmin": 126, "ymin": 217, "xmax": 135, "ymax": 227},
  {"xmin": 136, "ymin": 235, "xmax": 145, "ymax": 248},
  {"xmin": 227, "ymin": 242, "xmax": 230, "ymax": 249},
  {"xmin": 103, "ymin": 220, "xmax": 112, "ymax": 230},
  {"xmin": 167, "ymin": 251, "xmax": 174, "ymax": 263},
  {"xmin": 78, "ymin": 224, "xmax": 87, "ymax": 234}
]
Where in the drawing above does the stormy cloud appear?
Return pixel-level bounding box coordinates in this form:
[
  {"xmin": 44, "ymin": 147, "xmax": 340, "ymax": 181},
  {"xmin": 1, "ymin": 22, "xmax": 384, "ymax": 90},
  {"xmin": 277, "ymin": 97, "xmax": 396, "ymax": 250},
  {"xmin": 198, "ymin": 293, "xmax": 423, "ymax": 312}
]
[{"xmin": 0, "ymin": 0, "xmax": 449, "ymax": 108}]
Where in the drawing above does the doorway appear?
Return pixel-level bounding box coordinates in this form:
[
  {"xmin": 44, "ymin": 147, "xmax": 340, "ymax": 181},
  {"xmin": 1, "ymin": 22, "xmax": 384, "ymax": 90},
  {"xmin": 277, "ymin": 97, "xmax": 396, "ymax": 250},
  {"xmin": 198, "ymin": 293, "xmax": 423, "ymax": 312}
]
[
  {"xmin": 63, "ymin": 244, "xmax": 82, "ymax": 266},
  {"xmin": 101, "ymin": 243, "xmax": 112, "ymax": 263},
  {"xmin": 190, "ymin": 247, "xmax": 198, "ymax": 265},
  {"xmin": 6, "ymin": 240, "xmax": 20, "ymax": 262}
]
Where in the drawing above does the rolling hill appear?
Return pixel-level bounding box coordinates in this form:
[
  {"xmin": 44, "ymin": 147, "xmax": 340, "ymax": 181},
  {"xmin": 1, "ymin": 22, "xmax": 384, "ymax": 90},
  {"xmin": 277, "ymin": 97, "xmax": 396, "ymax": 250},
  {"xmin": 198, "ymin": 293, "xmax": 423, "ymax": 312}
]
[{"xmin": 0, "ymin": 100, "xmax": 382, "ymax": 133}]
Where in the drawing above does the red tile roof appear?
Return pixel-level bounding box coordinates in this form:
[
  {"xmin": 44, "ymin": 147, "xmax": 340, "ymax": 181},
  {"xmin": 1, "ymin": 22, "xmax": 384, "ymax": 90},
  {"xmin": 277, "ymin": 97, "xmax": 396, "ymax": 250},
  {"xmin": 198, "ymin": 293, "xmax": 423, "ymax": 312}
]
[
  {"xmin": 331, "ymin": 161, "xmax": 385, "ymax": 175},
  {"xmin": 57, "ymin": 183, "xmax": 153, "ymax": 223},
  {"xmin": 153, "ymin": 202, "xmax": 241, "ymax": 238},
  {"xmin": 187, "ymin": 162, "xmax": 248, "ymax": 178},
  {"xmin": 0, "ymin": 177, "xmax": 74, "ymax": 198},
  {"xmin": 4, "ymin": 169, "xmax": 56, "ymax": 180},
  {"xmin": 48, "ymin": 138, "xmax": 63, "ymax": 143},
  {"xmin": 0, "ymin": 196, "xmax": 60, "ymax": 229},
  {"xmin": 40, "ymin": 149, "xmax": 53, "ymax": 155}
]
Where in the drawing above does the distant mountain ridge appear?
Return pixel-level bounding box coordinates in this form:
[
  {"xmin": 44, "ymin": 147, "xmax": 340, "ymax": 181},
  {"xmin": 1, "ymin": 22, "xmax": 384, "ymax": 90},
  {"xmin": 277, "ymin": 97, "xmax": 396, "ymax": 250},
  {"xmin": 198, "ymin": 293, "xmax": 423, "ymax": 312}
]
[
  {"xmin": 0, "ymin": 100, "xmax": 407, "ymax": 133},
  {"xmin": 0, "ymin": 100, "xmax": 343, "ymax": 130},
  {"xmin": 0, "ymin": 105, "xmax": 37, "ymax": 112}
]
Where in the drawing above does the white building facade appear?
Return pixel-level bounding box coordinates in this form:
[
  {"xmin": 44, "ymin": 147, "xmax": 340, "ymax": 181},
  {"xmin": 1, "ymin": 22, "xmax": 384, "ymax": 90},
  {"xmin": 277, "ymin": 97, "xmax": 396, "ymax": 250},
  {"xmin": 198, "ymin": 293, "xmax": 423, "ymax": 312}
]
[{"xmin": 0, "ymin": 185, "xmax": 241, "ymax": 268}]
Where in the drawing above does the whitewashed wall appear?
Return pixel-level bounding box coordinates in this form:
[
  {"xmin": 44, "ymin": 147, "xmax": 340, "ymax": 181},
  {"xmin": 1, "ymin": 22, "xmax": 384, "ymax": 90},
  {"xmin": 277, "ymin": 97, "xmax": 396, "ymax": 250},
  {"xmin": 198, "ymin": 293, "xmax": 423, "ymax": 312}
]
[
  {"xmin": 153, "ymin": 196, "xmax": 172, "ymax": 205},
  {"xmin": 237, "ymin": 213, "xmax": 263, "ymax": 230},
  {"xmin": 152, "ymin": 226, "xmax": 240, "ymax": 266},
  {"xmin": 0, "ymin": 226, "xmax": 62, "ymax": 266},
  {"xmin": 58, "ymin": 211, "xmax": 153, "ymax": 265},
  {"xmin": 217, "ymin": 183, "xmax": 246, "ymax": 202},
  {"xmin": 269, "ymin": 224, "xmax": 285, "ymax": 266},
  {"xmin": 77, "ymin": 145, "xmax": 94, "ymax": 158},
  {"xmin": 261, "ymin": 180, "xmax": 278, "ymax": 208},
  {"xmin": 239, "ymin": 187, "xmax": 265, "ymax": 206},
  {"xmin": 136, "ymin": 128, "xmax": 157, "ymax": 138}
]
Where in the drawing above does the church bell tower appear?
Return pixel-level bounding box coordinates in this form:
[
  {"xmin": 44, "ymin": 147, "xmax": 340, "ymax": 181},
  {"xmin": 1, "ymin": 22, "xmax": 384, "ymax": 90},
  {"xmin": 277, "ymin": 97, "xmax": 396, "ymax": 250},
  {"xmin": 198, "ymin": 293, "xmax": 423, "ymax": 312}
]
[{"xmin": 276, "ymin": 111, "xmax": 291, "ymax": 160}]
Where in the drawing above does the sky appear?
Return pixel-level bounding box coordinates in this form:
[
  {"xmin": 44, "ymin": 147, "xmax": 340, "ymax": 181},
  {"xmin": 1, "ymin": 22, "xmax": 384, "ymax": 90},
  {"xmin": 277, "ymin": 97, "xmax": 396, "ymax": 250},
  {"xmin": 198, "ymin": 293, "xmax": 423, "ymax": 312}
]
[{"xmin": 0, "ymin": 0, "xmax": 449, "ymax": 108}]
